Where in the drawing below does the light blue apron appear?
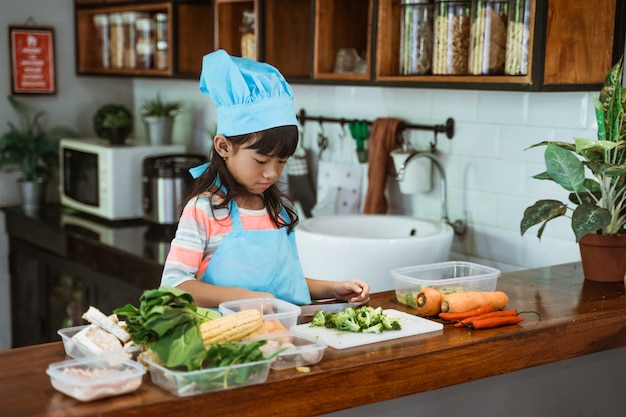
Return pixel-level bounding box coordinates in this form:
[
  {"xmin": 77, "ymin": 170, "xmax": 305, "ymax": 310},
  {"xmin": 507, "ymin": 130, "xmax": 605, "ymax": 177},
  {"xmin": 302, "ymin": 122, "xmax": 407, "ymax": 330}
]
[{"xmin": 202, "ymin": 200, "xmax": 311, "ymax": 305}]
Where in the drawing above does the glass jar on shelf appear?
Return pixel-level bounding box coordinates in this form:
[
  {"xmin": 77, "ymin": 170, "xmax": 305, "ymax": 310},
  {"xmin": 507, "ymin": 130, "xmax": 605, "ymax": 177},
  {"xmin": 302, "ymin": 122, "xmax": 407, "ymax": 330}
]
[
  {"xmin": 155, "ymin": 12, "xmax": 169, "ymax": 70},
  {"xmin": 239, "ymin": 9, "xmax": 257, "ymax": 60},
  {"xmin": 93, "ymin": 13, "xmax": 110, "ymax": 69},
  {"xmin": 121, "ymin": 11, "xmax": 138, "ymax": 69},
  {"xmin": 505, "ymin": 0, "xmax": 531, "ymax": 75},
  {"xmin": 468, "ymin": 0, "xmax": 509, "ymax": 75},
  {"xmin": 109, "ymin": 12, "xmax": 124, "ymax": 69},
  {"xmin": 433, "ymin": 0, "xmax": 471, "ymax": 75},
  {"xmin": 135, "ymin": 14, "xmax": 155, "ymax": 69},
  {"xmin": 399, "ymin": 0, "xmax": 434, "ymax": 75}
]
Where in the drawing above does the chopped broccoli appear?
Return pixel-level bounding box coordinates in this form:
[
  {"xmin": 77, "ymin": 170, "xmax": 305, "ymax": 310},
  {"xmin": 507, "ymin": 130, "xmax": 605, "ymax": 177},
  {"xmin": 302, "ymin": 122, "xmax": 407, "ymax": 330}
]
[{"xmin": 309, "ymin": 306, "xmax": 402, "ymax": 333}]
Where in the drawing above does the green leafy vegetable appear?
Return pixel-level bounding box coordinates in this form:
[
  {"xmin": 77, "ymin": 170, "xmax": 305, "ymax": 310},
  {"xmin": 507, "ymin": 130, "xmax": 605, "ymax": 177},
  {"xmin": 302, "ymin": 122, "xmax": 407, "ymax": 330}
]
[
  {"xmin": 114, "ymin": 286, "xmax": 221, "ymax": 371},
  {"xmin": 310, "ymin": 306, "xmax": 402, "ymax": 333}
]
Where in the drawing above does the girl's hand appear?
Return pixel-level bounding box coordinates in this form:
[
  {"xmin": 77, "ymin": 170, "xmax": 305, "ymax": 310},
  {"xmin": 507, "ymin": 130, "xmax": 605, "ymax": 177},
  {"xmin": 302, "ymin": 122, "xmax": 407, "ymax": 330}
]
[{"xmin": 332, "ymin": 279, "xmax": 370, "ymax": 303}]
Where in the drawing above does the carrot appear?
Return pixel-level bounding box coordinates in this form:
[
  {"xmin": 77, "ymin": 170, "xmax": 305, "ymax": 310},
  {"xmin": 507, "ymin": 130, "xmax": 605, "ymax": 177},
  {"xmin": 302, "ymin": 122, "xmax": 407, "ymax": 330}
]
[
  {"xmin": 438, "ymin": 305, "xmax": 495, "ymax": 322},
  {"xmin": 440, "ymin": 291, "xmax": 509, "ymax": 314},
  {"xmin": 454, "ymin": 309, "xmax": 518, "ymax": 327},
  {"xmin": 470, "ymin": 316, "xmax": 524, "ymax": 329},
  {"xmin": 415, "ymin": 287, "xmax": 443, "ymax": 316}
]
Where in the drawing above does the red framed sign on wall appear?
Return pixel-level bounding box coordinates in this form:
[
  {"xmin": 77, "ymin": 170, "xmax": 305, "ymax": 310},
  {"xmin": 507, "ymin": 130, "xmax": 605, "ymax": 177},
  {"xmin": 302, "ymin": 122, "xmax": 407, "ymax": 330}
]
[{"xmin": 9, "ymin": 26, "xmax": 56, "ymax": 95}]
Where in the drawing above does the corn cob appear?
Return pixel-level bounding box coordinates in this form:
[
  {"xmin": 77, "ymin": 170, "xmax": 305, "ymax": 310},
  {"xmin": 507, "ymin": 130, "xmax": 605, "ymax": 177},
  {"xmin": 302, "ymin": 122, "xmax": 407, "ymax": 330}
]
[{"xmin": 200, "ymin": 309, "xmax": 264, "ymax": 346}]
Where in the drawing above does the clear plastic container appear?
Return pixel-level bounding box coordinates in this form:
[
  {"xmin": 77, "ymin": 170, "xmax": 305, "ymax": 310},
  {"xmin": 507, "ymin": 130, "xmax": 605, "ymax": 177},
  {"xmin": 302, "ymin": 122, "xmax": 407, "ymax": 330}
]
[
  {"xmin": 155, "ymin": 12, "xmax": 169, "ymax": 70},
  {"xmin": 46, "ymin": 355, "xmax": 145, "ymax": 402},
  {"xmin": 239, "ymin": 9, "xmax": 257, "ymax": 60},
  {"xmin": 248, "ymin": 332, "xmax": 327, "ymax": 370},
  {"xmin": 468, "ymin": 0, "xmax": 509, "ymax": 75},
  {"xmin": 57, "ymin": 325, "xmax": 142, "ymax": 360},
  {"xmin": 505, "ymin": 0, "xmax": 531, "ymax": 75},
  {"xmin": 135, "ymin": 15, "xmax": 155, "ymax": 69},
  {"xmin": 218, "ymin": 298, "xmax": 301, "ymax": 330},
  {"xmin": 145, "ymin": 356, "xmax": 273, "ymax": 397},
  {"xmin": 391, "ymin": 261, "xmax": 500, "ymax": 308},
  {"xmin": 399, "ymin": 0, "xmax": 434, "ymax": 75},
  {"xmin": 93, "ymin": 13, "xmax": 110, "ymax": 69},
  {"xmin": 108, "ymin": 12, "xmax": 124, "ymax": 69},
  {"xmin": 433, "ymin": 0, "xmax": 471, "ymax": 75}
]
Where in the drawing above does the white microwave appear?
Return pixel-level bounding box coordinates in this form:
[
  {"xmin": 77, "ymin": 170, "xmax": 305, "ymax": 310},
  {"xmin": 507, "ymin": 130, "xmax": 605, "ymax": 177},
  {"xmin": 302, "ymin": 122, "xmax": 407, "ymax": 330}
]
[{"xmin": 59, "ymin": 138, "xmax": 185, "ymax": 221}]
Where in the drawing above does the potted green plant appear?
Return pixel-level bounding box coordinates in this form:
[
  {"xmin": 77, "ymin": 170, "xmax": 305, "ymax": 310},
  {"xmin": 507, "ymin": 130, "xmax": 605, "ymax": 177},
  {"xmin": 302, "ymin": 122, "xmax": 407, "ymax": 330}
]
[
  {"xmin": 141, "ymin": 92, "xmax": 181, "ymax": 146},
  {"xmin": 93, "ymin": 104, "xmax": 133, "ymax": 145},
  {"xmin": 520, "ymin": 57, "xmax": 626, "ymax": 282},
  {"xmin": 0, "ymin": 96, "xmax": 76, "ymax": 212}
]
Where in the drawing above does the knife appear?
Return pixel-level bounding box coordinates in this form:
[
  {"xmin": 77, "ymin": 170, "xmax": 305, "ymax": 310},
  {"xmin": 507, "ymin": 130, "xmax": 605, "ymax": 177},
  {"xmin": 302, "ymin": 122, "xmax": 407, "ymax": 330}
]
[{"xmin": 299, "ymin": 299, "xmax": 369, "ymax": 317}]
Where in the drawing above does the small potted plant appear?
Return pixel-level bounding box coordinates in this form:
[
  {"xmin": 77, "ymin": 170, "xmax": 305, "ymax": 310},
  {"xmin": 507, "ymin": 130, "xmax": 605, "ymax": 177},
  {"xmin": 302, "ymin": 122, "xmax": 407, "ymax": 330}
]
[
  {"xmin": 141, "ymin": 92, "xmax": 181, "ymax": 146},
  {"xmin": 520, "ymin": 57, "xmax": 626, "ymax": 282},
  {"xmin": 0, "ymin": 96, "xmax": 77, "ymax": 212},
  {"xmin": 93, "ymin": 104, "xmax": 133, "ymax": 145}
]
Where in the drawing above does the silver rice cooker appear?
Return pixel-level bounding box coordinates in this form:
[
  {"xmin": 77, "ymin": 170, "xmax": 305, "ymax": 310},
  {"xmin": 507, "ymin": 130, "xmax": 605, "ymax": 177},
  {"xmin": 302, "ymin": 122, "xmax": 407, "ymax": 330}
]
[{"xmin": 142, "ymin": 153, "xmax": 207, "ymax": 225}]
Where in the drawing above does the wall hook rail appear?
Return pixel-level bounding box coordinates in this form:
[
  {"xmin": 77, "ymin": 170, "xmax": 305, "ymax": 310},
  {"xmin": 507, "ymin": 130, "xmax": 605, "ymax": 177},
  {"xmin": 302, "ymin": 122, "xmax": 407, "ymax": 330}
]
[{"xmin": 297, "ymin": 109, "xmax": 455, "ymax": 142}]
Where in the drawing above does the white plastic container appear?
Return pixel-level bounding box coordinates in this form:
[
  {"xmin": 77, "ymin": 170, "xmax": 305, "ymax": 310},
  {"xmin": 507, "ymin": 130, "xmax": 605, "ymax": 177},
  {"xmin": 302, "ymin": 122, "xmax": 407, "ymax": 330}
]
[
  {"xmin": 46, "ymin": 355, "xmax": 145, "ymax": 402},
  {"xmin": 144, "ymin": 356, "xmax": 273, "ymax": 397},
  {"xmin": 219, "ymin": 298, "xmax": 302, "ymax": 329},
  {"xmin": 392, "ymin": 261, "xmax": 500, "ymax": 308}
]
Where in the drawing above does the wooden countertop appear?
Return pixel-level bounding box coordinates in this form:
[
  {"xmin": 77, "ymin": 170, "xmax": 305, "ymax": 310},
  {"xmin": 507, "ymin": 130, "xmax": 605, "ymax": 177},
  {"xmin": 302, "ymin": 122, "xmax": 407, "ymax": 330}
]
[{"xmin": 2, "ymin": 262, "xmax": 626, "ymax": 417}]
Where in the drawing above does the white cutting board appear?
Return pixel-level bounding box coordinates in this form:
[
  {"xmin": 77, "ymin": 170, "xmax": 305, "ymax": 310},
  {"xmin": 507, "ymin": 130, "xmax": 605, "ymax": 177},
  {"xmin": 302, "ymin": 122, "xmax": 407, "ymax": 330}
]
[{"xmin": 290, "ymin": 309, "xmax": 443, "ymax": 349}]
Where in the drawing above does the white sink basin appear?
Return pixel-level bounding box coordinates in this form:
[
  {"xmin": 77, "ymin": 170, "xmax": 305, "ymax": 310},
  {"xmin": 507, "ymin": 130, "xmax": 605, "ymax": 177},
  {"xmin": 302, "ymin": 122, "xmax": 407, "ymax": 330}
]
[{"xmin": 295, "ymin": 215, "xmax": 453, "ymax": 293}]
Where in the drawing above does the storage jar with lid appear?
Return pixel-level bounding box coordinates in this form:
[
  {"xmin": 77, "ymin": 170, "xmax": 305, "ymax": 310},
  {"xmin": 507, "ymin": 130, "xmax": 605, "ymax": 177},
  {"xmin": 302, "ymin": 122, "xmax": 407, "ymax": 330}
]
[
  {"xmin": 155, "ymin": 13, "xmax": 169, "ymax": 70},
  {"xmin": 108, "ymin": 12, "xmax": 124, "ymax": 69},
  {"xmin": 239, "ymin": 10, "xmax": 257, "ymax": 60},
  {"xmin": 468, "ymin": 0, "xmax": 509, "ymax": 75},
  {"xmin": 505, "ymin": 0, "xmax": 531, "ymax": 75},
  {"xmin": 135, "ymin": 15, "xmax": 155, "ymax": 69},
  {"xmin": 121, "ymin": 12, "xmax": 138, "ymax": 69},
  {"xmin": 433, "ymin": 0, "xmax": 471, "ymax": 75},
  {"xmin": 93, "ymin": 14, "xmax": 110, "ymax": 69},
  {"xmin": 399, "ymin": 0, "xmax": 434, "ymax": 75}
]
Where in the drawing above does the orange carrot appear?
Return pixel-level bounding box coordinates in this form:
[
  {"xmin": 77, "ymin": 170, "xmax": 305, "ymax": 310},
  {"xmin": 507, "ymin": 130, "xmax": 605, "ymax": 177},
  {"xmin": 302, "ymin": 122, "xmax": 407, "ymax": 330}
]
[
  {"xmin": 415, "ymin": 287, "xmax": 443, "ymax": 316},
  {"xmin": 438, "ymin": 305, "xmax": 495, "ymax": 322},
  {"xmin": 454, "ymin": 310, "xmax": 519, "ymax": 327},
  {"xmin": 440, "ymin": 291, "xmax": 509, "ymax": 314},
  {"xmin": 470, "ymin": 316, "xmax": 524, "ymax": 329}
]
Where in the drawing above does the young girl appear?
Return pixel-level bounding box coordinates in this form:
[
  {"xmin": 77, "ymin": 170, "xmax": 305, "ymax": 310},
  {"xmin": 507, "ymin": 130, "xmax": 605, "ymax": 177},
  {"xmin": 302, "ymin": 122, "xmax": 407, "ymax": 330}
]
[{"xmin": 160, "ymin": 50, "xmax": 370, "ymax": 308}]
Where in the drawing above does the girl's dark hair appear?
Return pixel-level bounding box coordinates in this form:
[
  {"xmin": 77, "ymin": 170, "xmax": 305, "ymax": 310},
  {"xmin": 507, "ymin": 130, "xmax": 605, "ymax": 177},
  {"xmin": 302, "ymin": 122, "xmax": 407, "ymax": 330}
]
[{"xmin": 182, "ymin": 125, "xmax": 300, "ymax": 232}]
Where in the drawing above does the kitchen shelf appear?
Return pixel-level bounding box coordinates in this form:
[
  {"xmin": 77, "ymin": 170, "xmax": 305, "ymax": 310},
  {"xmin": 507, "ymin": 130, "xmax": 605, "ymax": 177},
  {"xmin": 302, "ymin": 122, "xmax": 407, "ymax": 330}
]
[
  {"xmin": 74, "ymin": 0, "xmax": 213, "ymax": 78},
  {"xmin": 74, "ymin": 0, "xmax": 625, "ymax": 91},
  {"xmin": 214, "ymin": 0, "xmax": 313, "ymax": 80}
]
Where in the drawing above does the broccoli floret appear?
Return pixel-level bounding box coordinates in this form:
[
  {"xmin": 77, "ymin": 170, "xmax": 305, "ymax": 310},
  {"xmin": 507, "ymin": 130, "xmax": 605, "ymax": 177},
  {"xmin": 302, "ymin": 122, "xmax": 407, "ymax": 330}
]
[
  {"xmin": 331, "ymin": 310, "xmax": 361, "ymax": 332},
  {"xmin": 362, "ymin": 323, "xmax": 383, "ymax": 334},
  {"xmin": 381, "ymin": 314, "xmax": 402, "ymax": 331},
  {"xmin": 311, "ymin": 310, "xmax": 328, "ymax": 328}
]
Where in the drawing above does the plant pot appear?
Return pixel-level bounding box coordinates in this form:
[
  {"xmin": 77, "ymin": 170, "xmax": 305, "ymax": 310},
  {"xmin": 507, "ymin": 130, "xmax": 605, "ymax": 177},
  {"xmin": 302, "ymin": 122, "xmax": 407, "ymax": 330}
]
[
  {"xmin": 144, "ymin": 116, "xmax": 173, "ymax": 146},
  {"xmin": 106, "ymin": 126, "xmax": 130, "ymax": 145},
  {"xmin": 579, "ymin": 234, "xmax": 626, "ymax": 282},
  {"xmin": 19, "ymin": 178, "xmax": 46, "ymax": 214}
]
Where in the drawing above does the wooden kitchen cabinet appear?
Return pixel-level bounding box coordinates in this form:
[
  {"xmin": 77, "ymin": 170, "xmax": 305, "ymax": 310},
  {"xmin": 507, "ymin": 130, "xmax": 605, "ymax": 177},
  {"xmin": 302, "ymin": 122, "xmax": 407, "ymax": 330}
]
[
  {"xmin": 375, "ymin": 0, "xmax": 624, "ymax": 90},
  {"xmin": 214, "ymin": 0, "xmax": 313, "ymax": 80},
  {"xmin": 74, "ymin": 0, "xmax": 213, "ymax": 78}
]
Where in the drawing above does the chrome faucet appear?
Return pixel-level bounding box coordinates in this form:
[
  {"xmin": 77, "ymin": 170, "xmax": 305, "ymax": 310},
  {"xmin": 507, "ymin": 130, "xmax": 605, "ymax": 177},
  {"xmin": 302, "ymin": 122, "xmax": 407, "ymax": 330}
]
[{"xmin": 395, "ymin": 151, "xmax": 467, "ymax": 235}]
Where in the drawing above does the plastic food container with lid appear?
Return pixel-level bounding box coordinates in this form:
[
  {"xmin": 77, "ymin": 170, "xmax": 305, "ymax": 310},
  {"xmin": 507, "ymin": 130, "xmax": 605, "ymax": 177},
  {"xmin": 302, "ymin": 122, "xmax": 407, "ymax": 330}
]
[
  {"xmin": 391, "ymin": 261, "xmax": 500, "ymax": 308},
  {"xmin": 46, "ymin": 355, "xmax": 145, "ymax": 402},
  {"xmin": 218, "ymin": 298, "xmax": 301, "ymax": 330}
]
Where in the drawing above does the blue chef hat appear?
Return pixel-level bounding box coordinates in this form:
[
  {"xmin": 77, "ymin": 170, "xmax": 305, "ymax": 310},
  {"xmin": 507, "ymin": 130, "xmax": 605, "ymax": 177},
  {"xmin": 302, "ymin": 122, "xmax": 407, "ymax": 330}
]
[{"xmin": 199, "ymin": 49, "xmax": 298, "ymax": 137}]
